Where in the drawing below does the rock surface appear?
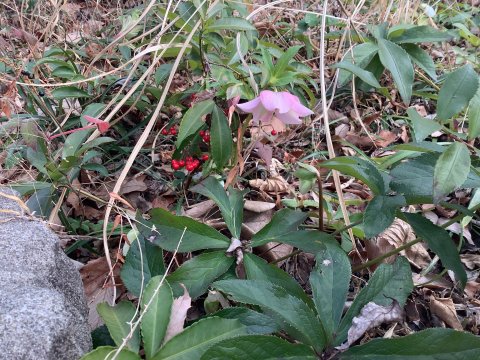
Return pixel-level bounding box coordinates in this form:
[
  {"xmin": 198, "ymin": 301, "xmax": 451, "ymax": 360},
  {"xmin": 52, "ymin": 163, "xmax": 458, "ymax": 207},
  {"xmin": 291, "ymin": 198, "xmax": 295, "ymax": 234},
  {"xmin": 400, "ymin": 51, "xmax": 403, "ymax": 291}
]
[{"xmin": 0, "ymin": 188, "xmax": 91, "ymax": 359}]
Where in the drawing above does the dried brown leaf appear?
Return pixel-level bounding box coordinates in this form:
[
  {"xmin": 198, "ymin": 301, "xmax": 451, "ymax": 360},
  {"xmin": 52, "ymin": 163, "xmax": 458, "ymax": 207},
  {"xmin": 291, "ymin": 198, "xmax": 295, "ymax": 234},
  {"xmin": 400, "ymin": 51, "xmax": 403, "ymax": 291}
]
[
  {"xmin": 243, "ymin": 200, "xmax": 275, "ymax": 213},
  {"xmin": 429, "ymin": 295, "xmax": 463, "ymax": 330},
  {"xmin": 164, "ymin": 284, "xmax": 191, "ymax": 343},
  {"xmin": 184, "ymin": 200, "xmax": 216, "ymax": 218},
  {"xmin": 249, "ymin": 176, "xmax": 289, "ymax": 194}
]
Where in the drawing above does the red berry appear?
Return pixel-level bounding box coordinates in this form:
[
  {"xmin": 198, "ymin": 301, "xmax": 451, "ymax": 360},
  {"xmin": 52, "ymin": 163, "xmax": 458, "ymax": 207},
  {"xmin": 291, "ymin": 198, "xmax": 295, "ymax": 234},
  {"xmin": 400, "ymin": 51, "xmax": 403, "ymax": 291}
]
[
  {"xmin": 193, "ymin": 159, "xmax": 200, "ymax": 167},
  {"xmin": 161, "ymin": 129, "xmax": 168, "ymax": 135},
  {"xmin": 203, "ymin": 135, "xmax": 210, "ymax": 143},
  {"xmin": 186, "ymin": 164, "xmax": 195, "ymax": 172},
  {"xmin": 186, "ymin": 156, "xmax": 193, "ymax": 162},
  {"xmin": 179, "ymin": 160, "xmax": 185, "ymax": 167},
  {"xmin": 172, "ymin": 160, "xmax": 180, "ymax": 170},
  {"xmin": 201, "ymin": 154, "xmax": 209, "ymax": 161},
  {"xmin": 170, "ymin": 127, "xmax": 177, "ymax": 135},
  {"xmin": 271, "ymin": 129, "xmax": 277, "ymax": 136},
  {"xmin": 199, "ymin": 130, "xmax": 205, "ymax": 137}
]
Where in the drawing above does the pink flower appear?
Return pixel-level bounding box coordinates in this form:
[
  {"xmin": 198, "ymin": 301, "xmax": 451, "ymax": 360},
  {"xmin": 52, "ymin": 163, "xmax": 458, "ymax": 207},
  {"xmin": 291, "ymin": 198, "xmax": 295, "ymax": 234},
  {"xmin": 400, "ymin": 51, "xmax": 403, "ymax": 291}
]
[
  {"xmin": 237, "ymin": 90, "xmax": 313, "ymax": 125},
  {"xmin": 84, "ymin": 115, "xmax": 110, "ymax": 134}
]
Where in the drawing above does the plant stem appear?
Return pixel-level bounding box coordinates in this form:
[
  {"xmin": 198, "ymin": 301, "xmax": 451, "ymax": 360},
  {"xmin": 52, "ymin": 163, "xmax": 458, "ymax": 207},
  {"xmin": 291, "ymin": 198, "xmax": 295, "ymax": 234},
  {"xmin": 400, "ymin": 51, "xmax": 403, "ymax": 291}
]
[{"xmin": 317, "ymin": 173, "xmax": 324, "ymax": 231}]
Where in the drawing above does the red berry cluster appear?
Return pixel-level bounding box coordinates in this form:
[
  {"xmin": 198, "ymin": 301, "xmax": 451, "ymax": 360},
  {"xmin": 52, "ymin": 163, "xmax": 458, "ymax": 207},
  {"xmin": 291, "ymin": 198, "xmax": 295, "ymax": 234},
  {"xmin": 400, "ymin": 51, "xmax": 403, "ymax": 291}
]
[
  {"xmin": 199, "ymin": 129, "xmax": 210, "ymax": 143},
  {"xmin": 161, "ymin": 126, "xmax": 177, "ymax": 136},
  {"xmin": 171, "ymin": 154, "xmax": 209, "ymax": 172}
]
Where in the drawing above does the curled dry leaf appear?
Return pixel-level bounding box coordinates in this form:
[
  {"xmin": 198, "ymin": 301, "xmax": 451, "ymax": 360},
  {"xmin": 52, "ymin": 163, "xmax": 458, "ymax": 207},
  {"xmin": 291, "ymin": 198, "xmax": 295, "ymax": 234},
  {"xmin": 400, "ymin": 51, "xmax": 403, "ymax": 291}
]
[
  {"xmin": 249, "ymin": 176, "xmax": 290, "ymax": 194},
  {"xmin": 366, "ymin": 218, "xmax": 431, "ymax": 269},
  {"xmin": 80, "ymin": 256, "xmax": 121, "ymax": 329},
  {"xmin": 338, "ymin": 301, "xmax": 404, "ymax": 349},
  {"xmin": 184, "ymin": 200, "xmax": 216, "ymax": 219},
  {"xmin": 429, "ymin": 295, "xmax": 463, "ymax": 330},
  {"xmin": 243, "ymin": 200, "xmax": 275, "ymax": 213},
  {"xmin": 460, "ymin": 254, "xmax": 480, "ymax": 270},
  {"xmin": 164, "ymin": 284, "xmax": 191, "ymax": 344}
]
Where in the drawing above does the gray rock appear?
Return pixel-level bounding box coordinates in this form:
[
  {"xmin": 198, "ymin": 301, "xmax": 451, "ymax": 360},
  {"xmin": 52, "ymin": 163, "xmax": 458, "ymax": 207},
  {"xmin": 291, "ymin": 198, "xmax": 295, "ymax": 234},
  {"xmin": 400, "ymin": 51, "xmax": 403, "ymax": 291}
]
[{"xmin": 0, "ymin": 188, "xmax": 92, "ymax": 359}]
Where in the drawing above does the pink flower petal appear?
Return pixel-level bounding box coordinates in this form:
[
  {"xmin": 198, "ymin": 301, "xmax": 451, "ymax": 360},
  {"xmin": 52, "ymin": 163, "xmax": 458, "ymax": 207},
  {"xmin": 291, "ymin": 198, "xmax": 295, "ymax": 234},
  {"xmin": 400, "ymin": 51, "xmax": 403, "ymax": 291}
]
[
  {"xmin": 283, "ymin": 92, "xmax": 314, "ymax": 116},
  {"xmin": 276, "ymin": 110, "xmax": 303, "ymax": 125},
  {"xmin": 84, "ymin": 115, "xmax": 110, "ymax": 134},
  {"xmin": 252, "ymin": 107, "xmax": 274, "ymax": 124},
  {"xmin": 237, "ymin": 97, "xmax": 261, "ymax": 113},
  {"xmin": 259, "ymin": 90, "xmax": 290, "ymax": 113}
]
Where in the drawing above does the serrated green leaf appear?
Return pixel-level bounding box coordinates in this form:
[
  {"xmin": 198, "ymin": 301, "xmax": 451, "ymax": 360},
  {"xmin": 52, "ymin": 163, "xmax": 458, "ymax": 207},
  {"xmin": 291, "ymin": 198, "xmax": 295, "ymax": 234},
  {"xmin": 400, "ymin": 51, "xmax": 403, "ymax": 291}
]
[
  {"xmin": 402, "ymin": 43, "xmax": 437, "ymax": 80},
  {"xmin": 336, "ymin": 257, "xmax": 413, "ymax": 345},
  {"xmin": 403, "ymin": 213, "xmax": 467, "ymax": 288},
  {"xmin": 310, "ymin": 240, "xmax": 351, "ymax": 345},
  {"xmin": 332, "ymin": 61, "xmax": 381, "ymax": 88},
  {"xmin": 152, "ymin": 317, "xmax": 247, "ymax": 360},
  {"xmin": 206, "ymin": 17, "xmax": 256, "ymax": 32},
  {"xmin": 243, "ymin": 253, "xmax": 314, "ymax": 309},
  {"xmin": 364, "ymin": 195, "xmax": 406, "ymax": 237},
  {"xmin": 468, "ymin": 83, "xmax": 480, "ymax": 140},
  {"xmin": 141, "ymin": 277, "xmax": 173, "ymax": 359},
  {"xmin": 388, "ymin": 25, "xmax": 453, "ymax": 43},
  {"xmin": 175, "ymin": 100, "xmax": 214, "ymax": 150},
  {"xmin": 214, "ymin": 280, "xmax": 326, "ymax": 351},
  {"xmin": 120, "ymin": 233, "xmax": 165, "ymax": 297},
  {"xmin": 437, "ymin": 64, "xmax": 479, "ymax": 121},
  {"xmin": 433, "ymin": 142, "xmax": 471, "ymax": 203},
  {"xmin": 341, "ymin": 328, "xmax": 480, "ymax": 359},
  {"xmin": 149, "ymin": 208, "xmax": 230, "ymax": 252},
  {"xmin": 52, "ymin": 86, "xmax": 90, "ymax": 99},
  {"xmin": 167, "ymin": 251, "xmax": 234, "ymax": 298},
  {"xmin": 97, "ymin": 301, "xmax": 140, "ymax": 353},
  {"xmin": 337, "ymin": 43, "xmax": 379, "ymax": 87},
  {"xmin": 210, "ymin": 105, "xmax": 233, "ymax": 169},
  {"xmin": 80, "ymin": 346, "xmax": 141, "ymax": 360},
  {"xmin": 208, "ymin": 308, "xmax": 280, "ymax": 335},
  {"xmin": 406, "ymin": 108, "xmax": 442, "ymax": 142},
  {"xmin": 251, "ymin": 209, "xmax": 307, "ymax": 247},
  {"xmin": 321, "ymin": 157, "xmax": 385, "ymax": 195},
  {"xmin": 377, "ymin": 38, "xmax": 414, "ymax": 105},
  {"xmin": 191, "ymin": 176, "xmax": 244, "ymax": 238},
  {"xmin": 201, "ymin": 335, "xmax": 316, "ymax": 360}
]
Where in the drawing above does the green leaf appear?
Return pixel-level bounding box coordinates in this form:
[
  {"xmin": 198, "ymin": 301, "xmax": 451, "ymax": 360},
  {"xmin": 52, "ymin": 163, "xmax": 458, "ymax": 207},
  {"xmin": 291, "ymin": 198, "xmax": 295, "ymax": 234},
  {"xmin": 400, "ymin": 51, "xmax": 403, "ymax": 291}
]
[
  {"xmin": 331, "ymin": 61, "xmax": 381, "ymax": 88},
  {"xmin": 468, "ymin": 83, "xmax": 480, "ymax": 140},
  {"xmin": 364, "ymin": 195, "xmax": 406, "ymax": 238},
  {"xmin": 433, "ymin": 142, "xmax": 471, "ymax": 203},
  {"xmin": 175, "ymin": 100, "xmax": 214, "ymax": 150},
  {"xmin": 243, "ymin": 253, "xmax": 314, "ymax": 309},
  {"xmin": 149, "ymin": 208, "xmax": 230, "ymax": 252},
  {"xmin": 80, "ymin": 346, "xmax": 141, "ymax": 360},
  {"xmin": 294, "ymin": 167, "xmax": 317, "ymax": 194},
  {"xmin": 401, "ymin": 43, "xmax": 437, "ymax": 80},
  {"xmin": 167, "ymin": 251, "xmax": 234, "ymax": 298},
  {"xmin": 453, "ymin": 23, "xmax": 480, "ymax": 47},
  {"xmin": 321, "ymin": 157, "xmax": 385, "ymax": 195},
  {"xmin": 388, "ymin": 25, "xmax": 453, "ymax": 43},
  {"xmin": 210, "ymin": 105, "xmax": 233, "ymax": 169},
  {"xmin": 275, "ymin": 230, "xmax": 336, "ymax": 254},
  {"xmin": 341, "ymin": 328, "xmax": 480, "ymax": 359},
  {"xmin": 141, "ymin": 277, "xmax": 173, "ymax": 359},
  {"xmin": 377, "ymin": 38, "xmax": 414, "ymax": 105},
  {"xmin": 120, "ymin": 234, "xmax": 165, "ymax": 297},
  {"xmin": 206, "ymin": 17, "xmax": 256, "ymax": 32},
  {"xmin": 251, "ymin": 209, "xmax": 307, "ymax": 247},
  {"xmin": 191, "ymin": 177, "xmax": 244, "ymax": 239},
  {"xmin": 336, "ymin": 257, "xmax": 413, "ymax": 345},
  {"xmin": 403, "ymin": 213, "xmax": 467, "ymax": 288},
  {"xmin": 201, "ymin": 335, "xmax": 317, "ymax": 360},
  {"xmin": 310, "ymin": 240, "xmax": 350, "ymax": 345},
  {"xmin": 151, "ymin": 317, "xmax": 247, "ymax": 360},
  {"xmin": 52, "ymin": 86, "xmax": 90, "ymax": 99},
  {"xmin": 97, "ymin": 301, "xmax": 140, "ymax": 353},
  {"xmin": 437, "ymin": 64, "xmax": 479, "ymax": 121},
  {"xmin": 209, "ymin": 308, "xmax": 280, "ymax": 335},
  {"xmin": 406, "ymin": 108, "xmax": 442, "ymax": 142},
  {"xmin": 78, "ymin": 137, "xmax": 115, "ymax": 155},
  {"xmin": 214, "ymin": 280, "xmax": 326, "ymax": 351},
  {"xmin": 337, "ymin": 42, "xmax": 379, "ymax": 87},
  {"xmin": 272, "ymin": 45, "xmax": 302, "ymax": 77}
]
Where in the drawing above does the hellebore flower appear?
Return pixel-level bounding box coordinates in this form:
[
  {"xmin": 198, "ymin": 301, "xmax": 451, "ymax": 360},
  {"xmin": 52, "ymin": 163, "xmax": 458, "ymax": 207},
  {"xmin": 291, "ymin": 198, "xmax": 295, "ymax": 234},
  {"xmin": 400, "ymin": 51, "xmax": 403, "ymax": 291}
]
[{"xmin": 237, "ymin": 90, "xmax": 313, "ymax": 125}]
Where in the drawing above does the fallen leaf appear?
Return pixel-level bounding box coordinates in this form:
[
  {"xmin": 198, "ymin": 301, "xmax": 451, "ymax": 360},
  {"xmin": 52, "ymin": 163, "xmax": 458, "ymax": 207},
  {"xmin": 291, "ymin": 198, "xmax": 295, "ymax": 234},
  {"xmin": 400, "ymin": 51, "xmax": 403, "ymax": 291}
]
[
  {"xmin": 374, "ymin": 130, "xmax": 397, "ymax": 147},
  {"xmin": 254, "ymin": 141, "xmax": 273, "ymax": 167},
  {"xmin": 429, "ymin": 295, "xmax": 463, "ymax": 330},
  {"xmin": 164, "ymin": 284, "xmax": 191, "ymax": 343},
  {"xmin": 184, "ymin": 200, "xmax": 216, "ymax": 218},
  {"xmin": 338, "ymin": 301, "xmax": 403, "ymax": 349},
  {"xmin": 243, "ymin": 200, "xmax": 275, "ymax": 213},
  {"xmin": 460, "ymin": 254, "xmax": 480, "ymax": 270},
  {"xmin": 120, "ymin": 175, "xmax": 148, "ymax": 195},
  {"xmin": 80, "ymin": 256, "xmax": 122, "ymax": 329},
  {"xmin": 249, "ymin": 176, "xmax": 290, "ymax": 194}
]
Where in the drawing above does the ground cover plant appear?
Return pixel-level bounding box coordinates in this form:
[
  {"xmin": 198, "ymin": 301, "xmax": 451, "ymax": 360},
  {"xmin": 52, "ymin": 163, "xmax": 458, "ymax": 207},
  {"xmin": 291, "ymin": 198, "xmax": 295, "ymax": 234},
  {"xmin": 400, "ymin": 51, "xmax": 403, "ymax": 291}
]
[{"xmin": 1, "ymin": 0, "xmax": 480, "ymax": 359}]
